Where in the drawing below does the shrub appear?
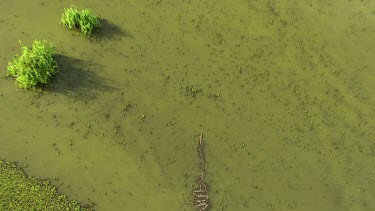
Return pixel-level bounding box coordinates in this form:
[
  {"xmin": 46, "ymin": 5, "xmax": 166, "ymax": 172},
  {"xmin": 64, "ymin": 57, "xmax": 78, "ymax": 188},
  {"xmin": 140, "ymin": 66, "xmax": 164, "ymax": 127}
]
[
  {"xmin": 60, "ymin": 6, "xmax": 101, "ymax": 36},
  {"xmin": 7, "ymin": 40, "xmax": 58, "ymax": 90}
]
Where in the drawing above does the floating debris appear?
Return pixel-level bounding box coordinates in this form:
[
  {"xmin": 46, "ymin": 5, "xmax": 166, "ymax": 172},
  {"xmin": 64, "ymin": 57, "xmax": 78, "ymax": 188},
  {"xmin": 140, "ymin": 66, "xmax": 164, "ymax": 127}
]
[{"xmin": 185, "ymin": 85, "xmax": 202, "ymax": 97}]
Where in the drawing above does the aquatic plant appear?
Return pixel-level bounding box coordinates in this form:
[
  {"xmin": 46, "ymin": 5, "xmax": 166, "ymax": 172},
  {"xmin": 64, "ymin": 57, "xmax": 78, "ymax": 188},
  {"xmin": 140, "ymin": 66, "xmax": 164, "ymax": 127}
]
[
  {"xmin": 0, "ymin": 160, "xmax": 93, "ymax": 210},
  {"xmin": 185, "ymin": 85, "xmax": 202, "ymax": 97},
  {"xmin": 7, "ymin": 40, "xmax": 58, "ymax": 90},
  {"xmin": 61, "ymin": 6, "xmax": 101, "ymax": 36}
]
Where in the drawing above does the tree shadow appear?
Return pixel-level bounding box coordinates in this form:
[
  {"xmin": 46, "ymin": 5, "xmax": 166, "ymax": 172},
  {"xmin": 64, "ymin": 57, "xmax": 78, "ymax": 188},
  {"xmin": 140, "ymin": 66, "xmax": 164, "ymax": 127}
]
[
  {"xmin": 96, "ymin": 18, "xmax": 133, "ymax": 40},
  {"xmin": 45, "ymin": 54, "xmax": 116, "ymax": 101}
]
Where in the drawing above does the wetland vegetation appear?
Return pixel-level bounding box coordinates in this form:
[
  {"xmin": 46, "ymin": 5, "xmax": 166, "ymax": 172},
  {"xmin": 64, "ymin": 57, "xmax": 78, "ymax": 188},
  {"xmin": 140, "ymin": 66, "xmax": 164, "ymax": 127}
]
[
  {"xmin": 6, "ymin": 40, "xmax": 57, "ymax": 89},
  {"xmin": 0, "ymin": 160, "xmax": 92, "ymax": 210},
  {"xmin": 60, "ymin": 6, "xmax": 101, "ymax": 37}
]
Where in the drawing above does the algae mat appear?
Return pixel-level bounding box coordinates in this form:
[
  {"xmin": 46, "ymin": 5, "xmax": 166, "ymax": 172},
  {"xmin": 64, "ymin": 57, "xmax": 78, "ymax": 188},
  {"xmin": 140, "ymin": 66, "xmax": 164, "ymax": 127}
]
[
  {"xmin": 1, "ymin": 0, "xmax": 375, "ymax": 210},
  {"xmin": 0, "ymin": 160, "xmax": 92, "ymax": 210}
]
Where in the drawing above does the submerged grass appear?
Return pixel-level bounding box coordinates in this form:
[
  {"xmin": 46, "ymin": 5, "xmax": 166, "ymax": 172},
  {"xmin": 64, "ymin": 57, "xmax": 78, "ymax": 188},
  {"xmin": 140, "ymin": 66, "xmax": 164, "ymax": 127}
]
[
  {"xmin": 0, "ymin": 160, "xmax": 92, "ymax": 211},
  {"xmin": 7, "ymin": 40, "xmax": 58, "ymax": 90},
  {"xmin": 61, "ymin": 6, "xmax": 101, "ymax": 36}
]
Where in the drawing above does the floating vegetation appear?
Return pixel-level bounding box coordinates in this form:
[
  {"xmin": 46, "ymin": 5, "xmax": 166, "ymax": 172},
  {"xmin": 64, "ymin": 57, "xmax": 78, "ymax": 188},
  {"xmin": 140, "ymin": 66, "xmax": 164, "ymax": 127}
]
[
  {"xmin": 185, "ymin": 85, "xmax": 202, "ymax": 97},
  {"xmin": 60, "ymin": 6, "xmax": 101, "ymax": 36},
  {"xmin": 207, "ymin": 93, "xmax": 220, "ymax": 98},
  {"xmin": 0, "ymin": 160, "xmax": 93, "ymax": 210},
  {"xmin": 7, "ymin": 40, "xmax": 58, "ymax": 90},
  {"xmin": 121, "ymin": 104, "xmax": 132, "ymax": 112},
  {"xmin": 192, "ymin": 133, "xmax": 212, "ymax": 211}
]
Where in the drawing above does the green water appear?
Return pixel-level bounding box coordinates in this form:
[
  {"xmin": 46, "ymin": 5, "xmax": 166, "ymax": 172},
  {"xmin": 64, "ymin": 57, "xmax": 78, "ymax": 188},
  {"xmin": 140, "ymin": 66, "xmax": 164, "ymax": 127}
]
[{"xmin": 1, "ymin": 0, "xmax": 374, "ymax": 210}]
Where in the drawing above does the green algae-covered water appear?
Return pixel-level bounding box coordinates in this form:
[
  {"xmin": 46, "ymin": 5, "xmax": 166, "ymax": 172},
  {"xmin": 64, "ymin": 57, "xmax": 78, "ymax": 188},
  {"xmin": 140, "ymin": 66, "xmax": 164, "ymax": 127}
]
[{"xmin": 1, "ymin": 0, "xmax": 375, "ymax": 210}]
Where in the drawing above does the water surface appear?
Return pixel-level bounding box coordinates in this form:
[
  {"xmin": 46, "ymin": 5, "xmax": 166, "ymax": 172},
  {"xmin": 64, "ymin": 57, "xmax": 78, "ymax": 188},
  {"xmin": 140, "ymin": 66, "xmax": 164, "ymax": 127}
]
[{"xmin": 1, "ymin": 0, "xmax": 374, "ymax": 210}]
